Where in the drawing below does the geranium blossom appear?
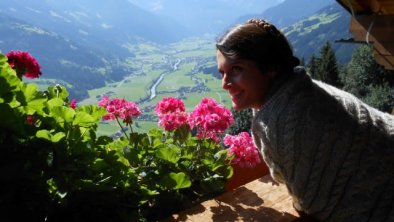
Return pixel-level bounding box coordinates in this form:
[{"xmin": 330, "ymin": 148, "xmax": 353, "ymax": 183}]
[
  {"xmin": 223, "ymin": 132, "xmax": 261, "ymax": 168},
  {"xmin": 26, "ymin": 115, "xmax": 34, "ymax": 125},
  {"xmin": 6, "ymin": 51, "xmax": 42, "ymax": 79},
  {"xmin": 98, "ymin": 95, "xmax": 110, "ymax": 108},
  {"xmin": 155, "ymin": 97, "xmax": 186, "ymax": 115},
  {"xmin": 69, "ymin": 98, "xmax": 77, "ymax": 109},
  {"xmin": 98, "ymin": 96, "xmax": 141, "ymax": 124},
  {"xmin": 189, "ymin": 97, "xmax": 233, "ymax": 142},
  {"xmin": 155, "ymin": 97, "xmax": 189, "ymax": 131}
]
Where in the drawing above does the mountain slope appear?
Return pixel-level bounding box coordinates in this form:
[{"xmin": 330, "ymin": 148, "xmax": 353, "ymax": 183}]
[
  {"xmin": 0, "ymin": 0, "xmax": 189, "ymax": 53},
  {"xmin": 284, "ymin": 3, "xmax": 356, "ymax": 63},
  {"xmin": 0, "ymin": 12, "xmax": 129, "ymax": 99},
  {"xmin": 237, "ymin": 0, "xmax": 333, "ymax": 27}
]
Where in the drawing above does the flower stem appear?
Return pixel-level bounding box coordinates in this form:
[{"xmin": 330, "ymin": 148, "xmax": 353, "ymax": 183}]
[{"xmin": 116, "ymin": 117, "xmax": 129, "ymax": 140}]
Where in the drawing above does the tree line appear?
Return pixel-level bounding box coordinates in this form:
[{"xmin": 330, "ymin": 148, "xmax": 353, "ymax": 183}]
[{"xmin": 308, "ymin": 42, "xmax": 394, "ymax": 113}]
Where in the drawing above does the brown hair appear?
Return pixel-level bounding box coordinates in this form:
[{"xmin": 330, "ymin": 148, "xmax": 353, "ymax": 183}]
[{"xmin": 216, "ymin": 19, "xmax": 299, "ymax": 74}]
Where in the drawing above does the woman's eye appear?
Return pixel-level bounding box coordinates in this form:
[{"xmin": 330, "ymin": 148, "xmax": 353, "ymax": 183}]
[{"xmin": 232, "ymin": 66, "xmax": 243, "ymax": 74}]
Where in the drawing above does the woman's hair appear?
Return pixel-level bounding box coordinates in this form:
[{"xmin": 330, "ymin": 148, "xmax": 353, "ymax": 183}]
[{"xmin": 216, "ymin": 19, "xmax": 299, "ymax": 74}]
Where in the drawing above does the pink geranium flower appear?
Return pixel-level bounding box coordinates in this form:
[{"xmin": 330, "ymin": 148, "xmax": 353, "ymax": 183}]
[
  {"xmin": 69, "ymin": 98, "xmax": 77, "ymax": 109},
  {"xmin": 155, "ymin": 97, "xmax": 185, "ymax": 115},
  {"xmin": 6, "ymin": 51, "xmax": 42, "ymax": 79},
  {"xmin": 155, "ymin": 97, "xmax": 189, "ymax": 131},
  {"xmin": 98, "ymin": 95, "xmax": 109, "ymax": 108},
  {"xmin": 98, "ymin": 96, "xmax": 141, "ymax": 124},
  {"xmin": 223, "ymin": 132, "xmax": 261, "ymax": 168},
  {"xmin": 189, "ymin": 97, "xmax": 233, "ymax": 142}
]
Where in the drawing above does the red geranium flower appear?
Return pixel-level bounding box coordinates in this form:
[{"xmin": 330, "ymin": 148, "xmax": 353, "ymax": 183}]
[
  {"xmin": 26, "ymin": 115, "xmax": 34, "ymax": 125},
  {"xmin": 6, "ymin": 51, "xmax": 42, "ymax": 79}
]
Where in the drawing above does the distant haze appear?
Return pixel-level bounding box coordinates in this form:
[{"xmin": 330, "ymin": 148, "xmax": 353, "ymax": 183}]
[{"xmin": 127, "ymin": 0, "xmax": 285, "ymax": 34}]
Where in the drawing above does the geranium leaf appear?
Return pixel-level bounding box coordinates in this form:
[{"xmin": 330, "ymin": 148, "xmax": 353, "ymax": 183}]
[
  {"xmin": 73, "ymin": 112, "xmax": 96, "ymax": 127},
  {"xmin": 51, "ymin": 132, "xmax": 66, "ymax": 143},
  {"xmin": 156, "ymin": 147, "xmax": 180, "ymax": 164},
  {"xmin": 23, "ymin": 83, "xmax": 38, "ymax": 101},
  {"xmin": 47, "ymin": 98, "xmax": 64, "ymax": 107},
  {"xmin": 50, "ymin": 106, "xmax": 76, "ymax": 123},
  {"xmin": 160, "ymin": 172, "xmax": 191, "ymax": 190},
  {"xmin": 36, "ymin": 129, "xmax": 52, "ymax": 141}
]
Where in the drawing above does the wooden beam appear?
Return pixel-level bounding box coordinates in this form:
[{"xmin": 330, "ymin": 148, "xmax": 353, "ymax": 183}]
[{"xmin": 350, "ymin": 15, "xmax": 394, "ymax": 69}]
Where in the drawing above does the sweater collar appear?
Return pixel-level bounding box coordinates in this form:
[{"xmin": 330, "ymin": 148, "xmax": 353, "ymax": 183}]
[{"xmin": 255, "ymin": 66, "xmax": 309, "ymax": 112}]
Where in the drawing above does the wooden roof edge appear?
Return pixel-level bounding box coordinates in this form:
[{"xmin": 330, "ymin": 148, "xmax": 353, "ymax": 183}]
[{"xmin": 335, "ymin": 0, "xmax": 375, "ymax": 16}]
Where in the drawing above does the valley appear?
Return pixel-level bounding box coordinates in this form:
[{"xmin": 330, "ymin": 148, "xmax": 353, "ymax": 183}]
[{"xmin": 79, "ymin": 36, "xmax": 231, "ymax": 135}]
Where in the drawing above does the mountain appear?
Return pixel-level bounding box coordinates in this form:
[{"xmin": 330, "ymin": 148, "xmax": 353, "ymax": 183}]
[
  {"xmin": 233, "ymin": 0, "xmax": 356, "ymax": 63},
  {"xmin": 0, "ymin": 0, "xmax": 190, "ymax": 55},
  {"xmin": 0, "ymin": 0, "xmax": 192, "ymax": 99},
  {"xmin": 284, "ymin": 3, "xmax": 357, "ymax": 63},
  {"xmin": 127, "ymin": 0, "xmax": 284, "ymax": 35},
  {"xmin": 237, "ymin": 0, "xmax": 334, "ymax": 28},
  {"xmin": 0, "ymin": 12, "xmax": 130, "ymax": 99}
]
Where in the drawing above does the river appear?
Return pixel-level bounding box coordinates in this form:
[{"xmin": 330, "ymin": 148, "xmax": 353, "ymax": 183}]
[{"xmin": 149, "ymin": 59, "xmax": 181, "ymax": 100}]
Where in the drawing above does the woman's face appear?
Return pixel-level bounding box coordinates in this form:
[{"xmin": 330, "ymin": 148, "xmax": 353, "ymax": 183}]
[{"xmin": 216, "ymin": 50, "xmax": 272, "ymax": 111}]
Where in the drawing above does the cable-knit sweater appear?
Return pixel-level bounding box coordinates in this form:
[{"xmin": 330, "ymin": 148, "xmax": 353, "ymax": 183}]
[{"xmin": 251, "ymin": 67, "xmax": 394, "ymax": 222}]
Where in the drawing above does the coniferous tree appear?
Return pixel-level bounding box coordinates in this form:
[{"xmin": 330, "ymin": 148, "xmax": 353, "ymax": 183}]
[
  {"xmin": 341, "ymin": 45, "xmax": 394, "ymax": 112},
  {"xmin": 307, "ymin": 54, "xmax": 319, "ymax": 79},
  {"xmin": 317, "ymin": 41, "xmax": 341, "ymax": 87}
]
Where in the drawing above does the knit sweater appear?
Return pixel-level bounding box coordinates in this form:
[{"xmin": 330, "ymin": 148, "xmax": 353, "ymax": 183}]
[{"xmin": 251, "ymin": 67, "xmax": 394, "ymax": 222}]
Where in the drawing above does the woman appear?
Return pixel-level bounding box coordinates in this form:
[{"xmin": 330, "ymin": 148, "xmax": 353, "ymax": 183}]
[{"xmin": 216, "ymin": 19, "xmax": 394, "ymax": 221}]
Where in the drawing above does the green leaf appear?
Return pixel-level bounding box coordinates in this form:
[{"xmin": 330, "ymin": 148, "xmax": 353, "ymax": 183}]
[
  {"xmin": 36, "ymin": 130, "xmax": 65, "ymax": 143},
  {"xmin": 36, "ymin": 130, "xmax": 52, "ymax": 141},
  {"xmin": 156, "ymin": 147, "xmax": 180, "ymax": 164},
  {"xmin": 0, "ymin": 57, "xmax": 20, "ymax": 97},
  {"xmin": 50, "ymin": 106, "xmax": 76, "ymax": 123},
  {"xmin": 78, "ymin": 105, "xmax": 106, "ymax": 121},
  {"xmin": 52, "ymin": 132, "xmax": 66, "ymax": 142},
  {"xmin": 92, "ymin": 158, "xmax": 109, "ymax": 171},
  {"xmin": 23, "ymin": 83, "xmax": 38, "ymax": 101},
  {"xmin": 47, "ymin": 98, "xmax": 64, "ymax": 107},
  {"xmin": 160, "ymin": 172, "xmax": 191, "ymax": 190},
  {"xmin": 73, "ymin": 111, "xmax": 96, "ymax": 127}
]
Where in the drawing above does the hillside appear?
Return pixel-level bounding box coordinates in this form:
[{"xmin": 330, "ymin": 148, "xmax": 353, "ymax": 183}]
[
  {"xmin": 0, "ymin": 12, "xmax": 131, "ymax": 99},
  {"xmin": 284, "ymin": 3, "xmax": 357, "ymax": 63},
  {"xmin": 0, "ymin": 0, "xmax": 190, "ymax": 99},
  {"xmin": 0, "ymin": 0, "xmax": 189, "ymax": 54},
  {"xmin": 237, "ymin": 0, "xmax": 333, "ymax": 27}
]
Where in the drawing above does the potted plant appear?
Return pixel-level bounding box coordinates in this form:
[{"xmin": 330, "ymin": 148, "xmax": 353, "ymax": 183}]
[{"xmin": 0, "ymin": 51, "xmax": 264, "ymax": 221}]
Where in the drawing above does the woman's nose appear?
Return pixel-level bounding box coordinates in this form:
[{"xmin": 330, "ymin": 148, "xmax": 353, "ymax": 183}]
[{"xmin": 222, "ymin": 73, "xmax": 231, "ymax": 90}]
